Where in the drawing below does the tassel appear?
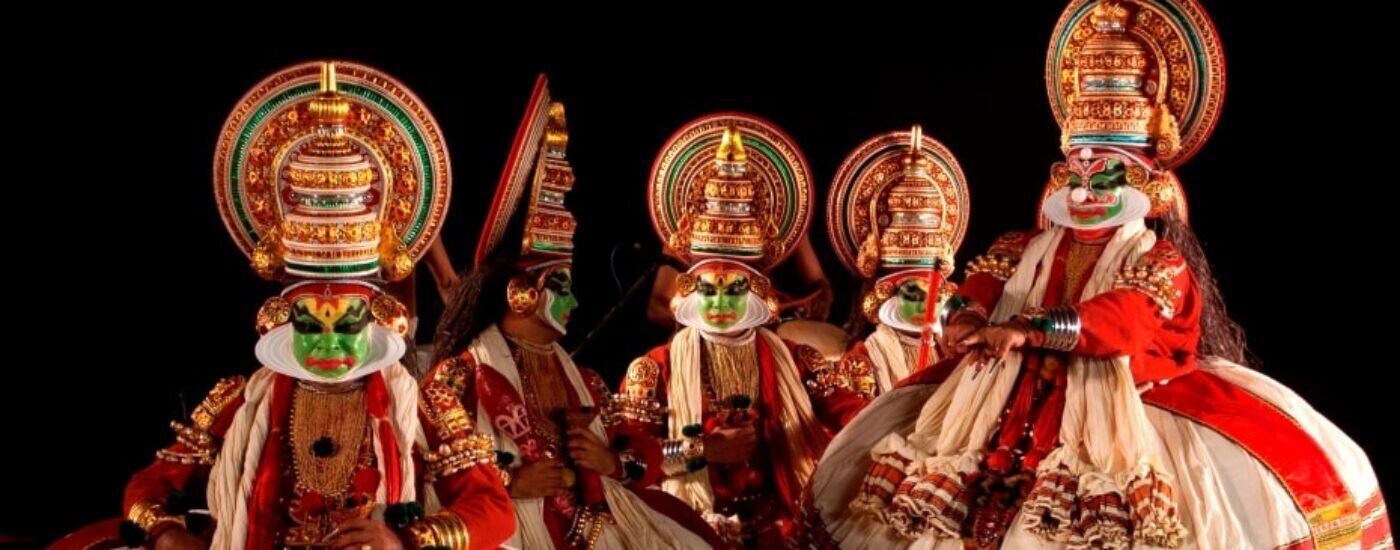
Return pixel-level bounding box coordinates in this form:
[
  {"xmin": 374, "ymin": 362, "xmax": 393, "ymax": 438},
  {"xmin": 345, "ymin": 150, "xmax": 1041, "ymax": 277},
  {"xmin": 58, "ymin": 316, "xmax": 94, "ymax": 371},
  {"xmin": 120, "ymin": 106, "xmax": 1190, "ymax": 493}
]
[
  {"xmin": 1126, "ymin": 465, "xmax": 1187, "ymax": 548},
  {"xmin": 1069, "ymin": 473, "xmax": 1131, "ymax": 550},
  {"xmin": 852, "ymin": 434, "xmax": 924, "ymax": 516},
  {"xmin": 889, "ymin": 454, "xmax": 980, "ymax": 539},
  {"xmin": 1021, "ymin": 454, "xmax": 1079, "ymax": 541}
]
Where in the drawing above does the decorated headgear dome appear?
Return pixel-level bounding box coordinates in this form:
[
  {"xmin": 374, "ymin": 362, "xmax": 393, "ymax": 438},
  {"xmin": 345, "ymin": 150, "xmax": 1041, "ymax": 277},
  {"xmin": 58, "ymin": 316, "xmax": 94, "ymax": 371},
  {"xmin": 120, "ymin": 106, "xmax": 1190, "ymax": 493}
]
[
  {"xmin": 649, "ymin": 113, "xmax": 813, "ymax": 272},
  {"xmin": 214, "ymin": 61, "xmax": 452, "ymax": 282},
  {"xmin": 827, "ymin": 126, "xmax": 969, "ymax": 280},
  {"xmin": 1048, "ymin": 0, "xmax": 1224, "ymax": 166},
  {"xmin": 1038, "ymin": 0, "xmax": 1224, "ymax": 227}
]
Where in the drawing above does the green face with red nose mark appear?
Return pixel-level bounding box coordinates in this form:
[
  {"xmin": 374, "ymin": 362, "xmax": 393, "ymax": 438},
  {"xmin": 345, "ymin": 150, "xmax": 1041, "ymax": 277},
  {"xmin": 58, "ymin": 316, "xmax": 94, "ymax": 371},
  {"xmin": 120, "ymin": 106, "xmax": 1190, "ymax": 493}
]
[{"xmin": 1065, "ymin": 157, "xmax": 1129, "ymax": 227}]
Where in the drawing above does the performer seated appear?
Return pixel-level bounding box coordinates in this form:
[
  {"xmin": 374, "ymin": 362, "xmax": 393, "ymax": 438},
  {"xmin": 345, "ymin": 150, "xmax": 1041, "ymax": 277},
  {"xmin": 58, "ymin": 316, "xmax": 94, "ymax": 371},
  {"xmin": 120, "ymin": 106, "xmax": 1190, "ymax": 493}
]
[
  {"xmin": 118, "ymin": 62, "xmax": 513, "ymax": 550},
  {"xmin": 826, "ymin": 126, "xmax": 972, "ymax": 398},
  {"xmin": 619, "ymin": 115, "xmax": 869, "ymax": 547},
  {"xmin": 802, "ymin": 3, "xmax": 1390, "ymax": 547},
  {"xmin": 429, "ymin": 75, "xmax": 721, "ymax": 549}
]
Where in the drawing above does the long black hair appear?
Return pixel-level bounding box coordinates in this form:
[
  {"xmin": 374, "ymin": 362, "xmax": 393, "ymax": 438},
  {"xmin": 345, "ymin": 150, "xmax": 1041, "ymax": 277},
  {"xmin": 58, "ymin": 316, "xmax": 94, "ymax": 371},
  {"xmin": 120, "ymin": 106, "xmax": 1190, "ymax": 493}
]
[
  {"xmin": 1153, "ymin": 210, "xmax": 1252, "ymax": 366},
  {"xmin": 437, "ymin": 177, "xmax": 536, "ymax": 364},
  {"xmin": 433, "ymin": 257, "xmax": 519, "ymax": 365}
]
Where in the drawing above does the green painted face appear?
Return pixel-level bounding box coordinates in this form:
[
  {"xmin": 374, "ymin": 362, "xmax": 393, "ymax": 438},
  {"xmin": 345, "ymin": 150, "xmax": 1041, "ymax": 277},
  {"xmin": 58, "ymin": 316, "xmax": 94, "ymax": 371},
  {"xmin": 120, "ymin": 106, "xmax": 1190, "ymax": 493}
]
[
  {"xmin": 895, "ymin": 279, "xmax": 930, "ymax": 325},
  {"xmin": 696, "ymin": 271, "xmax": 749, "ymax": 330},
  {"xmin": 543, "ymin": 267, "xmax": 578, "ymax": 329},
  {"xmin": 290, "ymin": 295, "xmax": 371, "ymax": 379},
  {"xmin": 1066, "ymin": 157, "xmax": 1127, "ymax": 226}
]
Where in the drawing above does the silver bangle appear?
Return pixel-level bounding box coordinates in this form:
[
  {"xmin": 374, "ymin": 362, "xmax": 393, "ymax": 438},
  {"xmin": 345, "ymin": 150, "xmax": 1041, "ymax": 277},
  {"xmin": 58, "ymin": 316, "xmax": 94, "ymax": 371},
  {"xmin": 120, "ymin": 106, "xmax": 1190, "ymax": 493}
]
[
  {"xmin": 937, "ymin": 296, "xmax": 965, "ymax": 327},
  {"xmin": 1041, "ymin": 306, "xmax": 1081, "ymax": 352},
  {"xmin": 661, "ymin": 437, "xmax": 702, "ymax": 477}
]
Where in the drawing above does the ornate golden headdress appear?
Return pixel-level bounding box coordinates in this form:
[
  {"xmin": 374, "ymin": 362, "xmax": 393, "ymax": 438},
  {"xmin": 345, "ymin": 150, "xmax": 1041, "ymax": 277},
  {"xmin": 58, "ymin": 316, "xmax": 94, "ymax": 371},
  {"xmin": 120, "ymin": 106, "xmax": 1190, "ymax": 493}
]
[
  {"xmin": 828, "ymin": 126, "xmax": 970, "ymax": 322},
  {"xmin": 828, "ymin": 126, "xmax": 970, "ymax": 280},
  {"xmin": 474, "ymin": 75, "xmax": 578, "ymax": 269},
  {"xmin": 214, "ymin": 61, "xmax": 452, "ymax": 282},
  {"xmin": 1040, "ymin": 0, "xmax": 1225, "ymax": 224},
  {"xmin": 649, "ymin": 113, "xmax": 813, "ymax": 272}
]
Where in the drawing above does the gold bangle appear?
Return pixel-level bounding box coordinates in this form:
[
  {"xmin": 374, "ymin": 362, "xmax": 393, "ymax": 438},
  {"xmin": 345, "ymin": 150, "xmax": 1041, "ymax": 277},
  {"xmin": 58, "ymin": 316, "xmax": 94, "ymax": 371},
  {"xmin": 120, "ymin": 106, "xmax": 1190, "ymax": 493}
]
[
  {"xmin": 126, "ymin": 499, "xmax": 185, "ymax": 532},
  {"xmin": 443, "ymin": 513, "xmax": 471, "ymax": 549},
  {"xmin": 429, "ymin": 518, "xmax": 448, "ymax": 548},
  {"xmin": 406, "ymin": 519, "xmax": 436, "ymax": 549},
  {"xmin": 407, "ymin": 513, "xmax": 471, "ymax": 549}
]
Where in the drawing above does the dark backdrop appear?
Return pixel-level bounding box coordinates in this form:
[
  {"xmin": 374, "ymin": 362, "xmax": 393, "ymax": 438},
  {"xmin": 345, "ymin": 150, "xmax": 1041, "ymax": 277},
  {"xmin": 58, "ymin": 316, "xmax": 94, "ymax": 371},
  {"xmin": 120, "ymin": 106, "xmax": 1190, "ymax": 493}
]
[{"xmin": 7, "ymin": 6, "xmax": 1391, "ymax": 544}]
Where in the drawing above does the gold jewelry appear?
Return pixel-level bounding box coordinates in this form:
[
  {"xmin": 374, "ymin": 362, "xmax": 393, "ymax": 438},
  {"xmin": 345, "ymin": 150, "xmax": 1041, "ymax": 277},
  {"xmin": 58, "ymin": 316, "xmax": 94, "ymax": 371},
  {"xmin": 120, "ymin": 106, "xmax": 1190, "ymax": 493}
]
[
  {"xmin": 1139, "ymin": 171, "xmax": 1179, "ymax": 219},
  {"xmin": 421, "ymin": 382, "xmax": 474, "ymax": 438},
  {"xmin": 618, "ymin": 358, "xmax": 666, "ymax": 426},
  {"xmin": 567, "ymin": 506, "xmax": 614, "ymax": 550},
  {"xmin": 674, "ymin": 272, "xmax": 697, "ymax": 297},
  {"xmin": 156, "ymin": 420, "xmax": 216, "ymax": 465},
  {"xmin": 127, "ymin": 499, "xmax": 184, "ymax": 532},
  {"xmin": 499, "ymin": 464, "xmax": 513, "ymax": 490},
  {"xmin": 422, "ymin": 433, "xmax": 496, "ymax": 481},
  {"xmin": 966, "ymin": 253, "xmax": 1018, "ymax": 282},
  {"xmin": 702, "ymin": 339, "xmax": 758, "ymax": 405},
  {"xmin": 507, "ymin": 276, "xmax": 540, "ymax": 314},
  {"xmin": 835, "ymin": 353, "xmax": 877, "ymax": 400},
  {"xmin": 256, "ymin": 296, "xmax": 291, "ymax": 334},
  {"xmin": 1114, "ymin": 245, "xmax": 1185, "ymax": 318},
  {"xmin": 406, "ymin": 512, "xmax": 471, "ymax": 549},
  {"xmin": 370, "ymin": 293, "xmax": 410, "ymax": 336},
  {"xmin": 290, "ymin": 384, "xmax": 368, "ymax": 495},
  {"xmin": 804, "ymin": 345, "xmax": 850, "ymax": 398},
  {"xmin": 1050, "ymin": 161, "xmax": 1071, "ymax": 187},
  {"xmin": 191, "ymin": 376, "xmax": 246, "ymax": 431}
]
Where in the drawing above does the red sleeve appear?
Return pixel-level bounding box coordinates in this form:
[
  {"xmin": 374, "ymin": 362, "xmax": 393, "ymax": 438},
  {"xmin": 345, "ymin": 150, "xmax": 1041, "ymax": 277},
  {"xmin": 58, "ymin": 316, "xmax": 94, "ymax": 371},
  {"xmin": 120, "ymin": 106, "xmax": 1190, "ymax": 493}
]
[
  {"xmin": 1074, "ymin": 292, "xmax": 1170, "ymax": 358},
  {"xmin": 430, "ymin": 466, "xmax": 515, "ymax": 550},
  {"xmin": 1072, "ymin": 240, "xmax": 1191, "ymax": 360},
  {"xmin": 418, "ymin": 363, "xmax": 514, "ymax": 550},
  {"xmin": 957, "ymin": 274, "xmax": 1005, "ymax": 320},
  {"xmin": 123, "ymin": 376, "xmax": 246, "ymax": 515},
  {"xmin": 792, "ymin": 342, "xmax": 868, "ymax": 429},
  {"xmin": 954, "ymin": 231, "xmax": 1038, "ymax": 321}
]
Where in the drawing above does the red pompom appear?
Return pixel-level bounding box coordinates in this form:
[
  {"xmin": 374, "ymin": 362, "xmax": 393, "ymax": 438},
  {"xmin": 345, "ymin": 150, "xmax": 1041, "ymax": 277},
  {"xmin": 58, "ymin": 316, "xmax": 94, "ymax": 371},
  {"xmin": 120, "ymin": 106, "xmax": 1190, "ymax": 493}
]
[
  {"xmin": 353, "ymin": 468, "xmax": 381, "ymax": 494},
  {"xmin": 300, "ymin": 492, "xmax": 326, "ymax": 515},
  {"xmin": 986, "ymin": 448, "xmax": 1014, "ymax": 473}
]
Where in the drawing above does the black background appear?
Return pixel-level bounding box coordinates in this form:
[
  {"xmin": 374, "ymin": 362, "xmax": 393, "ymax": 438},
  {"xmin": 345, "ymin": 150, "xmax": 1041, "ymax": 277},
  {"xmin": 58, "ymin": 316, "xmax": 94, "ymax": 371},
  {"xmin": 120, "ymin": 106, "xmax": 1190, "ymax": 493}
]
[{"xmin": 7, "ymin": 5, "xmax": 1392, "ymax": 545}]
